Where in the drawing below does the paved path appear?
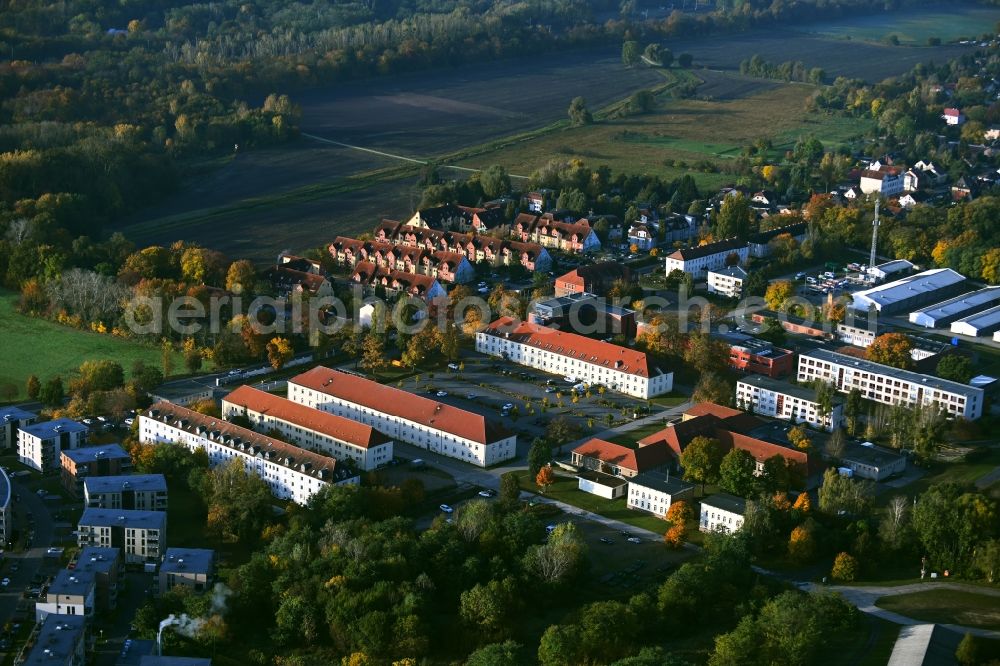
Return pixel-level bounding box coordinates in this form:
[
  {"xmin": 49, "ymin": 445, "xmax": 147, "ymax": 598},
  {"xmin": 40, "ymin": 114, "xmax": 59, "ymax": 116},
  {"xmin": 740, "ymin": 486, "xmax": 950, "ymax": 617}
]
[
  {"xmin": 797, "ymin": 581, "xmax": 1000, "ymax": 639},
  {"xmin": 975, "ymin": 465, "xmax": 1000, "ymax": 490}
]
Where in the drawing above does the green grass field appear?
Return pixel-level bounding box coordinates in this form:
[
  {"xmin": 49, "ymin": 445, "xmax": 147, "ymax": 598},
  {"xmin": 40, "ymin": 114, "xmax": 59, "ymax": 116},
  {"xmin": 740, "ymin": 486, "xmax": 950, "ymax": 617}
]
[
  {"xmin": 0, "ymin": 290, "xmax": 183, "ymax": 401},
  {"xmin": 457, "ymin": 79, "xmax": 874, "ymax": 190},
  {"xmin": 811, "ymin": 6, "xmax": 1000, "ymax": 45},
  {"xmin": 876, "ymin": 588, "xmax": 1000, "ymax": 630}
]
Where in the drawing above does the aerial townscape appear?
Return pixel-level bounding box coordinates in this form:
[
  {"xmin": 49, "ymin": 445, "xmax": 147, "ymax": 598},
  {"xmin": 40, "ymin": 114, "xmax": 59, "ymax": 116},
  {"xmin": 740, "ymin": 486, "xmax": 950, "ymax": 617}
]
[{"xmin": 5, "ymin": 0, "xmax": 1000, "ymax": 665}]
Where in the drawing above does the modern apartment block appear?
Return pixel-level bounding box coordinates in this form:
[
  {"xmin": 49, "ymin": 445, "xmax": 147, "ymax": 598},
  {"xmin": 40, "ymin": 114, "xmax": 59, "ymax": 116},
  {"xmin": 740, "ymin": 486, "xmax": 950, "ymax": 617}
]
[
  {"xmin": 476, "ymin": 317, "xmax": 673, "ymax": 398},
  {"xmin": 797, "ymin": 349, "xmax": 984, "ymax": 420},
  {"xmin": 140, "ymin": 403, "xmax": 357, "ymax": 505},
  {"xmin": 18, "ymin": 419, "xmax": 88, "ymax": 473},
  {"xmin": 22, "ymin": 615, "xmax": 86, "ymax": 666},
  {"xmin": 60, "ymin": 444, "xmax": 133, "ymax": 496},
  {"xmin": 288, "ymin": 367, "xmax": 517, "ymax": 467},
  {"xmin": 736, "ymin": 375, "xmax": 845, "ymax": 431},
  {"xmin": 83, "ymin": 474, "xmax": 168, "ymax": 511},
  {"xmin": 77, "ymin": 509, "xmax": 166, "ymax": 564},
  {"xmin": 159, "ymin": 548, "xmax": 215, "ymax": 596},
  {"xmin": 73, "ymin": 546, "xmax": 122, "ymax": 612},
  {"xmin": 221, "ymin": 385, "xmax": 393, "ymax": 471},
  {"xmin": 0, "ymin": 406, "xmax": 36, "ymax": 450},
  {"xmin": 35, "ymin": 569, "xmax": 96, "ymax": 622}
]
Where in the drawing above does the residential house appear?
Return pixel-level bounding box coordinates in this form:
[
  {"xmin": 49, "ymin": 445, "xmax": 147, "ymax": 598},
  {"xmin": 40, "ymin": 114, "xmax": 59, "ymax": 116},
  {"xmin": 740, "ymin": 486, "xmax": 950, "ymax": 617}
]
[
  {"xmin": 707, "ymin": 266, "xmax": 747, "ymax": 298},
  {"xmin": 660, "ymin": 213, "xmax": 699, "ymax": 244},
  {"xmin": 524, "ymin": 189, "xmax": 555, "ymax": 212},
  {"xmin": 21, "ymin": 615, "xmax": 86, "ymax": 666},
  {"xmin": 626, "ymin": 472, "xmax": 694, "ymax": 518},
  {"xmin": 288, "ymin": 367, "xmax": 517, "ymax": 467},
  {"xmin": 951, "ymin": 176, "xmax": 978, "ymax": 201},
  {"xmin": 859, "ymin": 168, "xmax": 904, "ymax": 197},
  {"xmin": 18, "ymin": 419, "xmax": 88, "ymax": 473},
  {"xmin": 61, "ymin": 444, "xmax": 133, "ymax": 497},
  {"xmin": 571, "ymin": 438, "xmax": 671, "ymax": 491},
  {"xmin": 627, "ymin": 222, "xmax": 657, "ymax": 251},
  {"xmin": 221, "ymin": 385, "xmax": 394, "ymax": 471},
  {"xmin": 140, "ymin": 403, "xmax": 357, "ymax": 505},
  {"xmin": 83, "ymin": 474, "xmax": 168, "ymax": 511},
  {"xmin": 747, "ymin": 222, "xmax": 808, "ymax": 258},
  {"xmin": 699, "ymin": 494, "xmax": 746, "ymax": 533},
  {"xmin": 159, "ymin": 548, "xmax": 214, "ymax": 596},
  {"xmin": 277, "ymin": 252, "xmax": 321, "ymax": 274},
  {"xmin": 35, "ymin": 569, "xmax": 96, "ymax": 622},
  {"xmin": 736, "ymin": 375, "xmax": 845, "ymax": 431},
  {"xmin": 476, "ymin": 317, "xmax": 674, "ymax": 398},
  {"xmin": 350, "ymin": 262, "xmax": 447, "ymax": 303},
  {"xmin": 72, "ymin": 547, "xmax": 121, "ymax": 612},
  {"xmin": 528, "ymin": 292, "xmax": 637, "ymax": 338},
  {"xmin": 663, "ymin": 238, "xmax": 749, "ymax": 280},
  {"xmin": 554, "ymin": 263, "xmax": 631, "ymax": 297},
  {"xmin": 77, "ymin": 509, "xmax": 166, "ymax": 564},
  {"xmin": 512, "ymin": 213, "xmax": 601, "ymax": 253},
  {"xmin": 0, "ymin": 406, "xmax": 36, "ymax": 450},
  {"xmin": 942, "ymin": 107, "xmax": 965, "ymax": 125},
  {"xmin": 406, "ymin": 203, "xmax": 469, "ymax": 231},
  {"xmin": 840, "ymin": 442, "xmax": 906, "ymax": 481}
]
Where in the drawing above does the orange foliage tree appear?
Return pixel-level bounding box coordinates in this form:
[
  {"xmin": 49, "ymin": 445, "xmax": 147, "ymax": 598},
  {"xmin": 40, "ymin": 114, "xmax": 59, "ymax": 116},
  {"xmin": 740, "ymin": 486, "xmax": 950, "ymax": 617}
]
[
  {"xmin": 535, "ymin": 466, "xmax": 555, "ymax": 494},
  {"xmin": 792, "ymin": 492, "xmax": 811, "ymax": 514},
  {"xmin": 664, "ymin": 523, "xmax": 687, "ymax": 549},
  {"xmin": 788, "ymin": 524, "xmax": 816, "ymax": 563}
]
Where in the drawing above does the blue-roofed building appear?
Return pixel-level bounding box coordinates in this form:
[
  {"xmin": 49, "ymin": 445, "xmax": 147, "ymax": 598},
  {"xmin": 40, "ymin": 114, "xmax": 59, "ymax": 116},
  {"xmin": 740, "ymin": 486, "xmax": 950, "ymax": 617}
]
[
  {"xmin": 22, "ymin": 615, "xmax": 86, "ymax": 666},
  {"xmin": 0, "ymin": 466, "xmax": 11, "ymax": 547},
  {"xmin": 78, "ymin": 509, "xmax": 166, "ymax": 564},
  {"xmin": 35, "ymin": 569, "xmax": 96, "ymax": 622},
  {"xmin": 74, "ymin": 546, "xmax": 122, "ymax": 611},
  {"xmin": 0, "ymin": 406, "xmax": 36, "ymax": 450},
  {"xmin": 18, "ymin": 419, "xmax": 88, "ymax": 473},
  {"xmin": 60, "ymin": 445, "xmax": 133, "ymax": 496},
  {"xmin": 159, "ymin": 548, "xmax": 215, "ymax": 595},
  {"xmin": 84, "ymin": 474, "xmax": 168, "ymax": 511}
]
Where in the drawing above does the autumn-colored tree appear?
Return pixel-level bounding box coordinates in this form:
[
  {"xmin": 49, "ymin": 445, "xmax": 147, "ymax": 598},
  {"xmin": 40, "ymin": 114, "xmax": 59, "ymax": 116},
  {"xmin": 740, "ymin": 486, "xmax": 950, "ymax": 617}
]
[
  {"xmin": 226, "ymin": 259, "xmax": 257, "ymax": 292},
  {"xmin": 788, "ymin": 425, "xmax": 812, "ymax": 450},
  {"xmin": 26, "ymin": 374, "xmax": 41, "ymax": 400},
  {"xmin": 266, "ymin": 337, "xmax": 294, "ymax": 370},
  {"xmin": 788, "ymin": 524, "xmax": 816, "ymax": 563},
  {"xmin": 831, "ymin": 552, "xmax": 859, "ymax": 582},
  {"xmin": 867, "ymin": 333, "xmax": 913, "ymax": 370},
  {"xmin": 666, "ymin": 500, "xmax": 693, "ymax": 525},
  {"xmin": 160, "ymin": 338, "xmax": 174, "ymax": 377},
  {"xmin": 764, "ymin": 280, "xmax": 795, "ymax": 311},
  {"xmin": 664, "ymin": 523, "xmax": 687, "ymax": 549},
  {"xmin": 772, "ymin": 492, "xmax": 791, "ymax": 511},
  {"xmin": 981, "ymin": 248, "xmax": 1000, "ymax": 285},
  {"xmin": 536, "ymin": 465, "xmax": 555, "ymax": 493},
  {"xmin": 360, "ymin": 332, "xmax": 387, "ymax": 374},
  {"xmin": 182, "ymin": 337, "xmax": 202, "ymax": 373},
  {"xmin": 792, "ymin": 492, "xmax": 811, "ymax": 514}
]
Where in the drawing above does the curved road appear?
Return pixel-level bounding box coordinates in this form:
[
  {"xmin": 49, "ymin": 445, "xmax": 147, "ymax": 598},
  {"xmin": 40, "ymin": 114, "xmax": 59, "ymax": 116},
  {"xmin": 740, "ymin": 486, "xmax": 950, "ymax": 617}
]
[{"xmin": 0, "ymin": 476, "xmax": 56, "ymax": 624}]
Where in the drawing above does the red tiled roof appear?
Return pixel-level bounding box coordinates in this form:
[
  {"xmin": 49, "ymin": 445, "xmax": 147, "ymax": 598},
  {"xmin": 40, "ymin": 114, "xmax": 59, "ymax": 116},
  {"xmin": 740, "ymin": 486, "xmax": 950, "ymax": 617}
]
[
  {"xmin": 289, "ymin": 367, "xmax": 513, "ymax": 445},
  {"xmin": 716, "ymin": 430, "xmax": 809, "ymax": 472},
  {"xmin": 638, "ymin": 414, "xmax": 721, "ymax": 457},
  {"xmin": 573, "ymin": 437, "xmax": 670, "ymax": 473},
  {"xmin": 482, "ymin": 317, "xmax": 660, "ymax": 378},
  {"xmin": 223, "ymin": 385, "xmax": 390, "ymax": 449}
]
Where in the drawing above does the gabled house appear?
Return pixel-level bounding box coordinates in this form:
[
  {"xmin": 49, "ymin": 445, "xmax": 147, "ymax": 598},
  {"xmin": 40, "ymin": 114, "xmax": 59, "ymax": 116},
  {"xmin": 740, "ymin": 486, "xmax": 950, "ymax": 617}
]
[
  {"xmin": 513, "ymin": 214, "xmax": 601, "ymax": 254},
  {"xmin": 942, "ymin": 107, "xmax": 965, "ymax": 125},
  {"xmin": 663, "ymin": 238, "xmax": 749, "ymax": 279},
  {"xmin": 571, "ymin": 438, "xmax": 671, "ymax": 479},
  {"xmin": 627, "ymin": 223, "xmax": 656, "ymax": 251},
  {"xmin": 860, "ymin": 168, "xmax": 904, "ymax": 197},
  {"xmin": 554, "ymin": 262, "xmax": 631, "ymax": 297}
]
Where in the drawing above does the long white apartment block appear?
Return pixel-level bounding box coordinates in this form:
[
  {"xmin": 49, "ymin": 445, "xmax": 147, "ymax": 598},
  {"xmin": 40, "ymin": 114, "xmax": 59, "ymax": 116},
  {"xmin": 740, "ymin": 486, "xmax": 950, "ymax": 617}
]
[{"xmin": 736, "ymin": 375, "xmax": 845, "ymax": 431}]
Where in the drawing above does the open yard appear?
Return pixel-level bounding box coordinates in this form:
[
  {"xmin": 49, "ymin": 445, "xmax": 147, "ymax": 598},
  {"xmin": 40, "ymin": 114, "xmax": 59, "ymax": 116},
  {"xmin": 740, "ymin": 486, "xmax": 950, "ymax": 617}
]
[
  {"xmin": 876, "ymin": 588, "xmax": 1000, "ymax": 631},
  {"xmin": 0, "ymin": 291, "xmax": 183, "ymax": 402}
]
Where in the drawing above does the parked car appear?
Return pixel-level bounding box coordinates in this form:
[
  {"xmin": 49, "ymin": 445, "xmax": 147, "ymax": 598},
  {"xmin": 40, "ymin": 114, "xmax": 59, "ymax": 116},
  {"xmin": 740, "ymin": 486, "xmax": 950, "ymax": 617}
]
[
  {"xmin": 477, "ymin": 489, "xmax": 495, "ymax": 498},
  {"xmin": 794, "ymin": 271, "xmax": 807, "ymax": 280},
  {"xmin": 447, "ymin": 363, "xmax": 460, "ymax": 371},
  {"xmin": 502, "ymin": 403, "xmax": 514, "ymax": 411},
  {"xmin": 627, "ymin": 537, "xmax": 642, "ymax": 544},
  {"xmin": 465, "ymin": 393, "xmax": 477, "ymax": 400},
  {"xmin": 435, "ymin": 391, "xmax": 449, "ymax": 398},
  {"xmin": 439, "ymin": 504, "xmax": 454, "ymax": 514},
  {"xmin": 545, "ymin": 386, "xmax": 556, "ymax": 393},
  {"xmin": 81, "ymin": 418, "xmax": 95, "ymax": 426},
  {"xmin": 1, "ymin": 579, "xmax": 9, "ymax": 588},
  {"xmin": 123, "ymin": 418, "xmax": 134, "ymax": 427},
  {"xmin": 599, "ymin": 537, "xmax": 614, "ymax": 544}
]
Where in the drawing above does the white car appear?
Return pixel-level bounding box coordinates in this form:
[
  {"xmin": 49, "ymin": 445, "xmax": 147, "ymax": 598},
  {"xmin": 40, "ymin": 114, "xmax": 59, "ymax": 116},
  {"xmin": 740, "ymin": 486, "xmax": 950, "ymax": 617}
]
[
  {"xmin": 1, "ymin": 578, "xmax": 9, "ymax": 587},
  {"xmin": 545, "ymin": 387, "xmax": 556, "ymax": 393},
  {"xmin": 502, "ymin": 403, "xmax": 514, "ymax": 410},
  {"xmin": 627, "ymin": 537, "xmax": 642, "ymax": 544},
  {"xmin": 435, "ymin": 391, "xmax": 449, "ymax": 398},
  {"xmin": 124, "ymin": 418, "xmax": 134, "ymax": 427},
  {"xmin": 96, "ymin": 416, "xmax": 107, "ymax": 423},
  {"xmin": 478, "ymin": 490, "xmax": 495, "ymax": 498},
  {"xmin": 447, "ymin": 363, "xmax": 460, "ymax": 370},
  {"xmin": 82, "ymin": 418, "xmax": 95, "ymax": 426},
  {"xmin": 439, "ymin": 504, "xmax": 454, "ymax": 514}
]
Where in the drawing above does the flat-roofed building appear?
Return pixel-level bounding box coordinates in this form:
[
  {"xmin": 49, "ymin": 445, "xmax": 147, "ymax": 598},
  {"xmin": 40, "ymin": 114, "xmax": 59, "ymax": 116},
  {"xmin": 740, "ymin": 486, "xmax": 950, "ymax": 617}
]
[
  {"xmin": 22, "ymin": 615, "xmax": 85, "ymax": 666},
  {"xmin": 61, "ymin": 444, "xmax": 133, "ymax": 497},
  {"xmin": 867, "ymin": 259, "xmax": 915, "ymax": 282},
  {"xmin": 909, "ymin": 286, "xmax": 1000, "ymax": 328},
  {"xmin": 736, "ymin": 375, "xmax": 845, "ymax": 431},
  {"xmin": 77, "ymin": 509, "xmax": 166, "ymax": 564},
  {"xmin": 950, "ymin": 304, "xmax": 1000, "ymax": 337},
  {"xmin": 288, "ymin": 368, "xmax": 516, "ymax": 467},
  {"xmin": 159, "ymin": 548, "xmax": 214, "ymax": 596},
  {"xmin": 18, "ymin": 419, "xmax": 88, "ymax": 473},
  {"xmin": 840, "ymin": 442, "xmax": 906, "ymax": 482},
  {"xmin": 626, "ymin": 472, "xmax": 695, "ymax": 517},
  {"xmin": 719, "ymin": 333, "xmax": 794, "ymax": 379},
  {"xmin": 851, "ymin": 269, "xmax": 966, "ymax": 315},
  {"xmin": 0, "ymin": 406, "xmax": 36, "ymax": 450},
  {"xmin": 707, "ymin": 265, "xmax": 748, "ymax": 298},
  {"xmin": 797, "ymin": 349, "xmax": 984, "ymax": 420},
  {"xmin": 83, "ymin": 475, "xmax": 168, "ymax": 511},
  {"xmin": 221, "ymin": 385, "xmax": 393, "ymax": 471},
  {"xmin": 477, "ymin": 317, "xmax": 673, "ymax": 398},
  {"xmin": 140, "ymin": 403, "xmax": 357, "ymax": 504},
  {"xmin": 35, "ymin": 569, "xmax": 96, "ymax": 622},
  {"xmin": 73, "ymin": 546, "xmax": 121, "ymax": 612},
  {"xmin": 699, "ymin": 494, "xmax": 746, "ymax": 534}
]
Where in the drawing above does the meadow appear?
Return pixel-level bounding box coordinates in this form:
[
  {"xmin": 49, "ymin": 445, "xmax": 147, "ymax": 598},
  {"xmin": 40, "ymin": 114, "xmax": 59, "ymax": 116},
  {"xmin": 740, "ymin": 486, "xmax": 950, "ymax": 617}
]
[
  {"xmin": 807, "ymin": 4, "xmax": 1000, "ymax": 46},
  {"xmin": 0, "ymin": 291, "xmax": 183, "ymax": 401}
]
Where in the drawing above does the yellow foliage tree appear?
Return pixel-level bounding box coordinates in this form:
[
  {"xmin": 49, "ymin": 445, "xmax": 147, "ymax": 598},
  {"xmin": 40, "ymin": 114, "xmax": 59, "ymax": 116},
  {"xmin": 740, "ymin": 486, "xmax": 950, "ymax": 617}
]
[
  {"xmin": 764, "ymin": 280, "xmax": 795, "ymax": 311},
  {"xmin": 772, "ymin": 492, "xmax": 791, "ymax": 511},
  {"xmin": 788, "ymin": 525, "xmax": 816, "ymax": 563},
  {"xmin": 788, "ymin": 425, "xmax": 812, "ymax": 450},
  {"xmin": 831, "ymin": 552, "xmax": 859, "ymax": 581},
  {"xmin": 266, "ymin": 336, "xmax": 293, "ymax": 370},
  {"xmin": 792, "ymin": 492, "xmax": 811, "ymax": 514}
]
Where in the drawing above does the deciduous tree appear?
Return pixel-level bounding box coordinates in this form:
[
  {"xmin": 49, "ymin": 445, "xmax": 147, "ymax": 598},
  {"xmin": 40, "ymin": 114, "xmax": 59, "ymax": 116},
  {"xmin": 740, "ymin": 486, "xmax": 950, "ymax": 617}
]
[
  {"xmin": 831, "ymin": 552, "xmax": 858, "ymax": 581},
  {"xmin": 680, "ymin": 436, "xmax": 724, "ymax": 492},
  {"xmin": 719, "ymin": 448, "xmax": 758, "ymax": 497},
  {"xmin": 266, "ymin": 337, "xmax": 293, "ymax": 370},
  {"xmin": 536, "ymin": 466, "xmax": 555, "ymax": 494},
  {"xmin": 867, "ymin": 332, "xmax": 913, "ymax": 370},
  {"xmin": 764, "ymin": 280, "xmax": 795, "ymax": 311}
]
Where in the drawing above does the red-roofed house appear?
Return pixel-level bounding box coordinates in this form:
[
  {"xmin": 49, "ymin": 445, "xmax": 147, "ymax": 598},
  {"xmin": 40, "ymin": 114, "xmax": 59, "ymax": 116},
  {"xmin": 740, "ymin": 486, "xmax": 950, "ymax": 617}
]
[
  {"xmin": 554, "ymin": 262, "xmax": 631, "ymax": 297},
  {"xmin": 222, "ymin": 385, "xmax": 393, "ymax": 471},
  {"xmin": 287, "ymin": 367, "xmax": 516, "ymax": 467},
  {"xmin": 942, "ymin": 107, "xmax": 965, "ymax": 126},
  {"xmin": 476, "ymin": 317, "xmax": 673, "ymax": 398}
]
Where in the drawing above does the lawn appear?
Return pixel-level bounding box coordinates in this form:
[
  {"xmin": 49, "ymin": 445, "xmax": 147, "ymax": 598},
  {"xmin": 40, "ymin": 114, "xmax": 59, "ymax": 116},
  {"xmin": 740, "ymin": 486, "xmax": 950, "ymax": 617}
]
[
  {"xmin": 809, "ymin": 5, "xmax": 1000, "ymax": 45},
  {"xmin": 876, "ymin": 588, "xmax": 1000, "ymax": 630},
  {"xmin": 0, "ymin": 290, "xmax": 184, "ymax": 402},
  {"xmin": 605, "ymin": 421, "xmax": 671, "ymax": 448},
  {"xmin": 457, "ymin": 79, "xmax": 874, "ymax": 190}
]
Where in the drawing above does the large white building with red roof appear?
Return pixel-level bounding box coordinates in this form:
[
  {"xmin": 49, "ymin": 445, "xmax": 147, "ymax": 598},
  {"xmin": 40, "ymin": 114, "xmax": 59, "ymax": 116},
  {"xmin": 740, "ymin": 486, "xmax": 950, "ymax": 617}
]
[
  {"xmin": 287, "ymin": 367, "xmax": 516, "ymax": 467},
  {"xmin": 221, "ymin": 385, "xmax": 394, "ymax": 471},
  {"xmin": 475, "ymin": 318, "xmax": 673, "ymax": 398}
]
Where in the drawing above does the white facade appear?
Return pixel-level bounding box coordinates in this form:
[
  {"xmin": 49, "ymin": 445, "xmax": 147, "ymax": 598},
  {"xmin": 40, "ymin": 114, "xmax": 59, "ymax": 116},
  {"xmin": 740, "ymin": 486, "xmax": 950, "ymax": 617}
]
[
  {"xmin": 797, "ymin": 350, "xmax": 984, "ymax": 420},
  {"xmin": 140, "ymin": 406, "xmax": 356, "ymax": 505},
  {"xmin": 664, "ymin": 242, "xmax": 749, "ymax": 280},
  {"xmin": 736, "ymin": 376, "xmax": 845, "ymax": 431},
  {"xmin": 860, "ymin": 172, "xmax": 904, "ymax": 197},
  {"xmin": 35, "ymin": 571, "xmax": 95, "ymax": 622},
  {"xmin": 699, "ymin": 496, "xmax": 745, "ymax": 534},
  {"xmin": 577, "ymin": 475, "xmax": 626, "ymax": 499},
  {"xmin": 950, "ymin": 304, "xmax": 1000, "ymax": 337},
  {"xmin": 627, "ymin": 476, "xmax": 694, "ymax": 518},
  {"xmin": 910, "ymin": 287, "xmax": 1000, "ymax": 328},
  {"xmin": 837, "ymin": 322, "xmax": 878, "ymax": 347},
  {"xmin": 840, "ymin": 444, "xmax": 906, "ymax": 482},
  {"xmin": 17, "ymin": 420, "xmax": 88, "ymax": 473},
  {"xmin": 83, "ymin": 475, "xmax": 168, "ymax": 511},
  {"xmin": 475, "ymin": 322, "xmax": 673, "ymax": 399},
  {"xmin": 706, "ymin": 266, "xmax": 747, "ymax": 298},
  {"xmin": 288, "ymin": 370, "xmax": 516, "ymax": 467}
]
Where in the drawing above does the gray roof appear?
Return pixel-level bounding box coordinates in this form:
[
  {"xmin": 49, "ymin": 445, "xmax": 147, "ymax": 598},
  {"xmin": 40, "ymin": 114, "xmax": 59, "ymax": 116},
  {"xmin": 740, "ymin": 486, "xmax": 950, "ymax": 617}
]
[
  {"xmin": 161, "ymin": 548, "xmax": 214, "ymax": 576},
  {"xmin": 708, "ymin": 265, "xmax": 748, "ymax": 280},
  {"xmin": 841, "ymin": 442, "xmax": 904, "ymax": 469},
  {"xmin": 116, "ymin": 639, "xmax": 157, "ymax": 666},
  {"xmin": 951, "ymin": 303, "xmax": 1000, "ymax": 332},
  {"xmin": 0, "ymin": 406, "xmax": 36, "ymax": 423},
  {"xmin": 75, "ymin": 547, "xmax": 119, "ymax": 576},
  {"xmin": 629, "ymin": 472, "xmax": 695, "ymax": 497},
  {"xmin": 79, "ymin": 508, "xmax": 166, "ymax": 531},
  {"xmin": 84, "ymin": 474, "xmax": 167, "ymax": 495},
  {"xmin": 62, "ymin": 444, "xmax": 131, "ymax": 464},
  {"xmin": 47, "ymin": 568, "xmax": 96, "ymax": 597},
  {"xmin": 19, "ymin": 418, "xmax": 87, "ymax": 438},
  {"xmin": 22, "ymin": 615, "xmax": 85, "ymax": 666},
  {"xmin": 852, "ymin": 269, "xmax": 965, "ymax": 309},
  {"xmin": 737, "ymin": 374, "xmax": 842, "ymax": 405},
  {"xmin": 800, "ymin": 348, "xmax": 983, "ymax": 398},
  {"xmin": 701, "ymin": 493, "xmax": 747, "ymax": 515},
  {"xmin": 909, "ymin": 286, "xmax": 1000, "ymax": 324}
]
